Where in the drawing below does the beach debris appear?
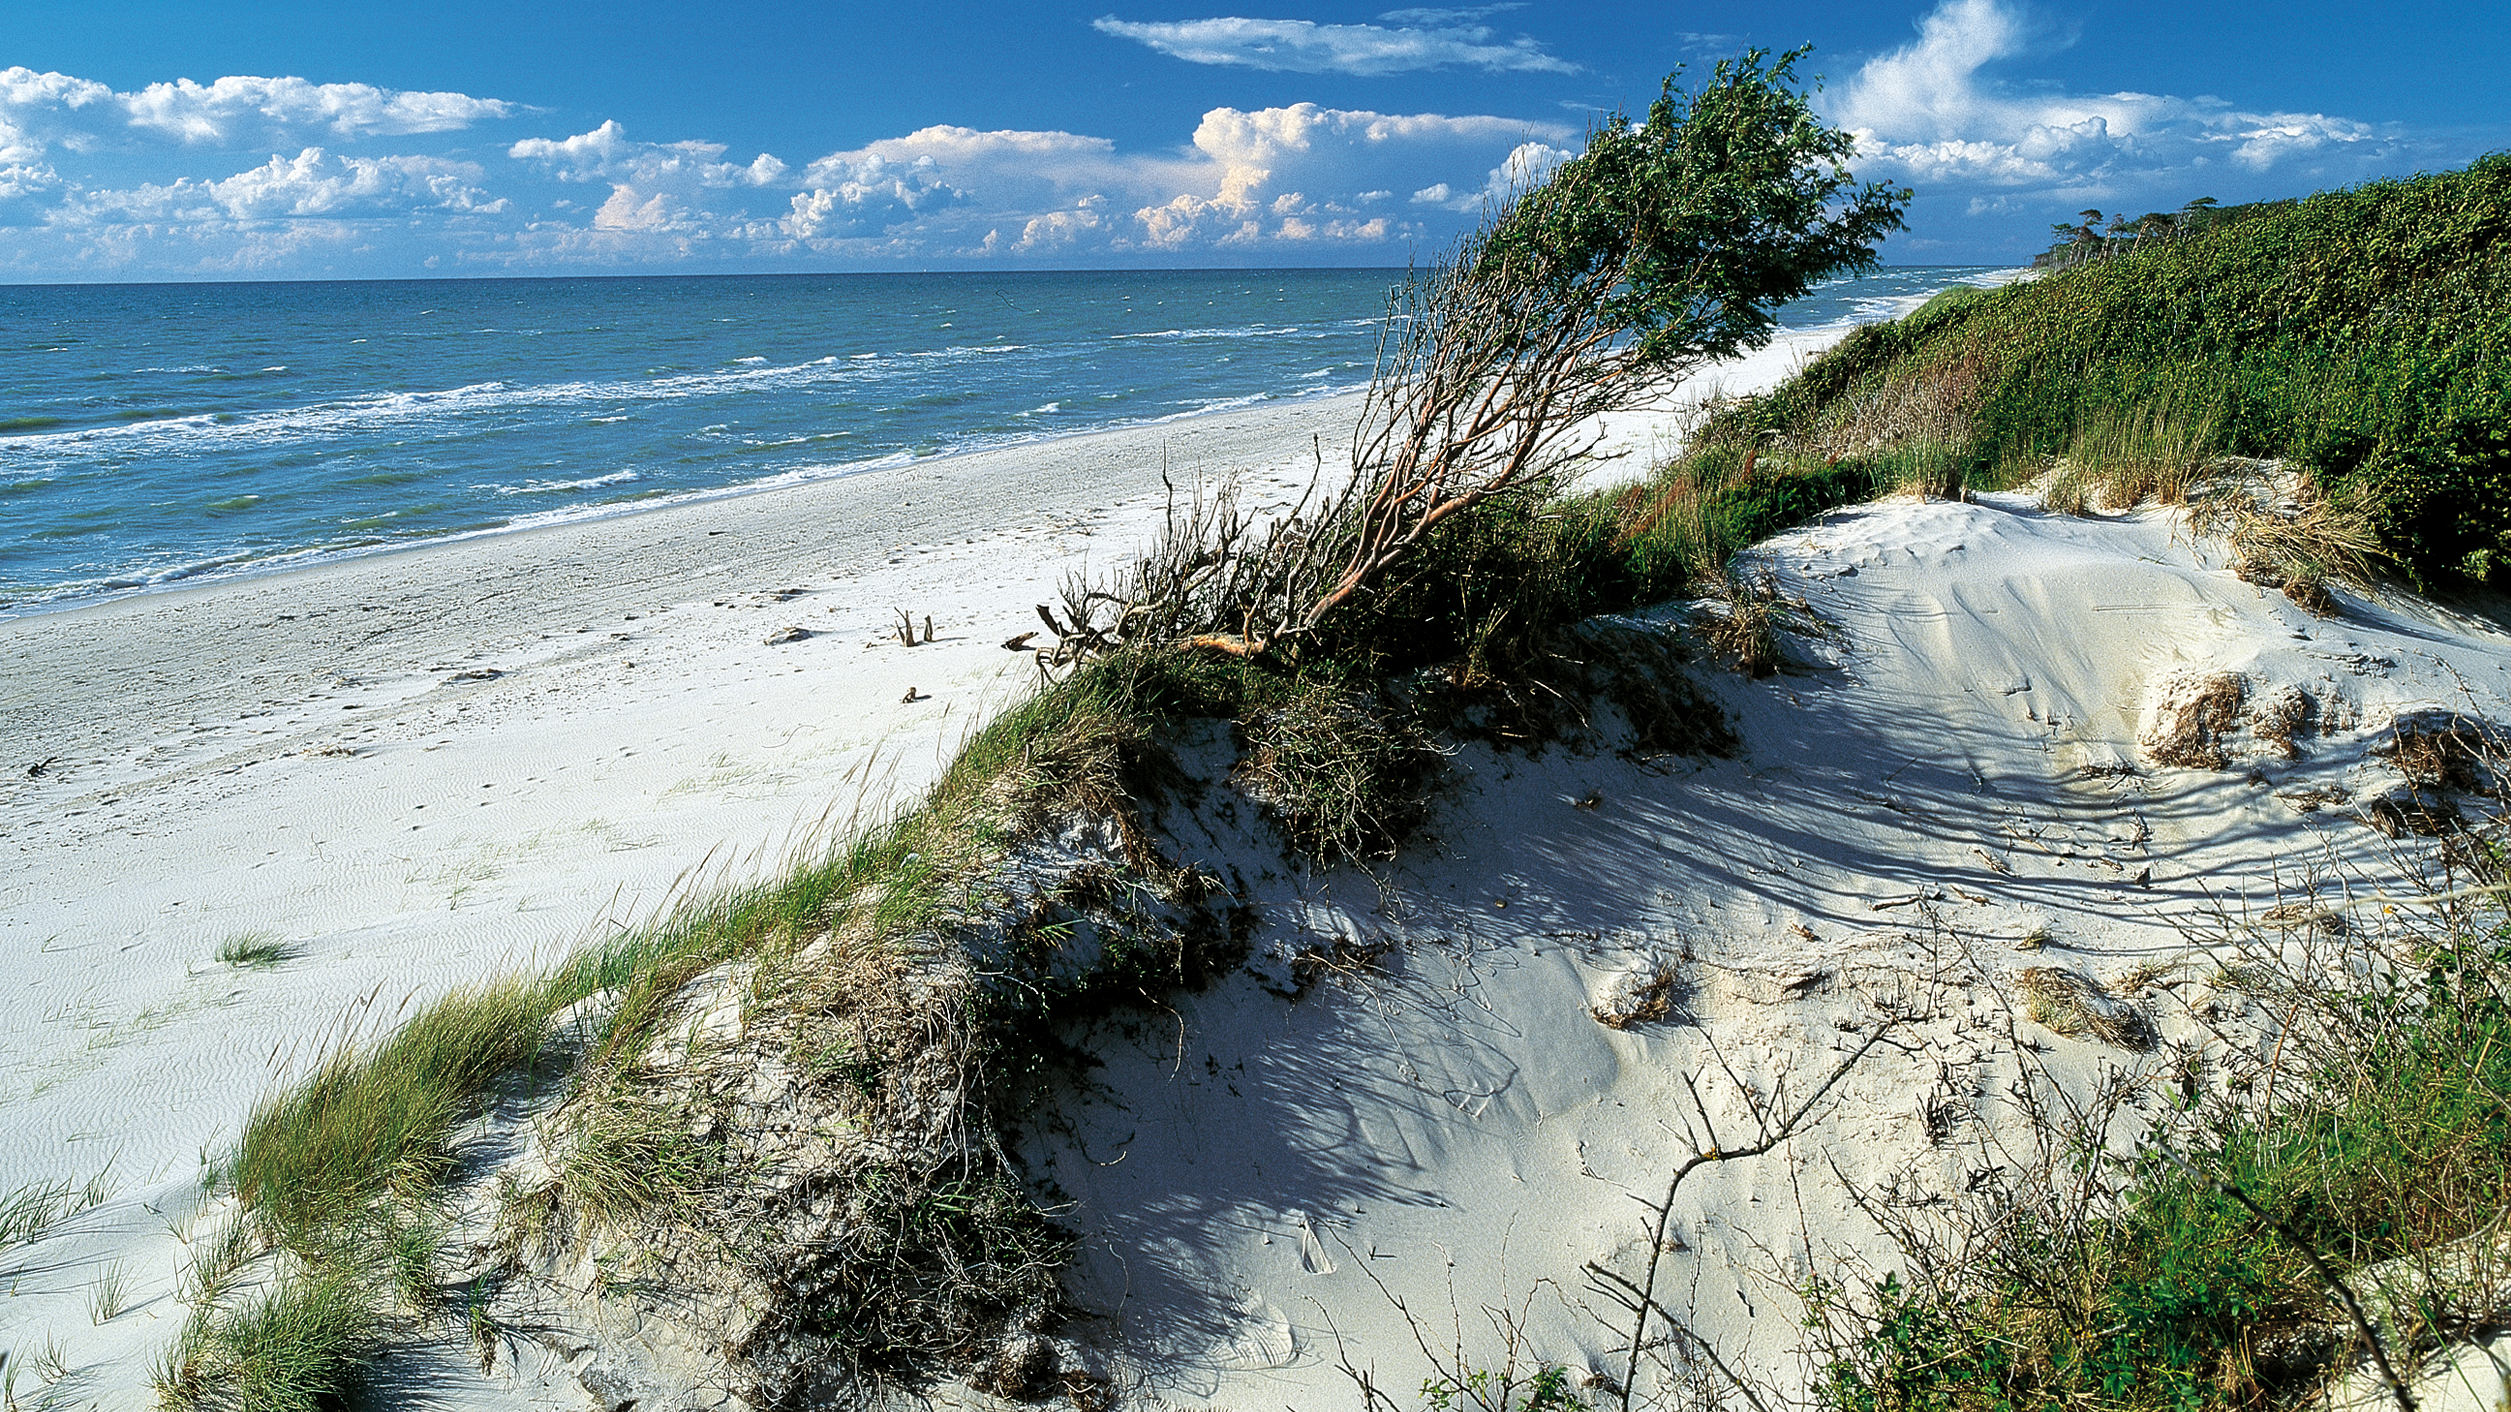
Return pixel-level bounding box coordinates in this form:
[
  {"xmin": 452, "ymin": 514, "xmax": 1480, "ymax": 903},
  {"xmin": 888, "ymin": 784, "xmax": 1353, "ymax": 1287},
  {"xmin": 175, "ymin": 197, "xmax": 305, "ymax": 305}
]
[
  {"xmin": 1291, "ymin": 1210, "xmax": 1337, "ymax": 1275},
  {"xmin": 2250, "ymin": 684, "xmax": 2317, "ymax": 757},
  {"xmin": 2277, "ymin": 784, "xmax": 2351, "ymax": 814},
  {"xmin": 2259, "ymin": 901, "xmax": 2349, "ymax": 937},
  {"xmin": 1573, "ymin": 787, "xmax": 1603, "ymax": 810},
  {"xmin": 2141, "ymin": 670, "xmax": 2249, "ymax": 769},
  {"xmin": 2363, "ymin": 787, "xmax": 2460, "ymax": 838},
  {"xmin": 2377, "ymin": 710, "xmax": 2508, "ymax": 794},
  {"xmin": 1286, "ymin": 937, "xmax": 1394, "ymax": 996},
  {"xmin": 1001, "ymin": 631, "xmax": 1038, "ymax": 652},
  {"xmin": 970, "ymin": 1334, "xmax": 1061, "ymax": 1400},
  {"xmin": 900, "ymin": 687, "xmax": 927, "ymax": 703},
  {"xmin": 2017, "ymin": 966, "xmax": 2154, "ymax": 1049},
  {"xmin": 763, "ymin": 625, "xmax": 811, "ymax": 645},
  {"xmin": 891, "ymin": 609, "xmax": 935, "ymax": 646},
  {"xmin": 1590, "ymin": 960, "xmax": 1684, "ymax": 1029},
  {"xmin": 25, "ymin": 756, "xmax": 56, "ymax": 778},
  {"xmin": 444, "ymin": 668, "xmax": 500, "ymax": 682}
]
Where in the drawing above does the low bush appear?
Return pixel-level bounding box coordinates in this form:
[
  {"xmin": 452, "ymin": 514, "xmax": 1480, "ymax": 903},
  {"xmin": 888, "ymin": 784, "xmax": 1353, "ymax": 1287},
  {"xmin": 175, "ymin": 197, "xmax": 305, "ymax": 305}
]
[{"xmin": 1817, "ymin": 913, "xmax": 2511, "ymax": 1412}]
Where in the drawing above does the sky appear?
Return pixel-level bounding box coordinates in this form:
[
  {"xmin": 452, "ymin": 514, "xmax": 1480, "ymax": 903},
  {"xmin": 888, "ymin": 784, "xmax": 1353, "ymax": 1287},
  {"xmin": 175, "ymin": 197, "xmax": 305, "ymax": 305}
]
[{"xmin": 2, "ymin": 0, "xmax": 2505, "ymax": 281}]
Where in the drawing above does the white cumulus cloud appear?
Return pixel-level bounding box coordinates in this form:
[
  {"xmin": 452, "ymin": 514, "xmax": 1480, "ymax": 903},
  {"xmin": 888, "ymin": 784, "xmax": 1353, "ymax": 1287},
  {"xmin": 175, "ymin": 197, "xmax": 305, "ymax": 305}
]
[
  {"xmin": 510, "ymin": 120, "xmax": 787, "ymax": 188},
  {"xmin": 121, "ymin": 75, "xmax": 514, "ymax": 144},
  {"xmin": 1127, "ymin": 103, "xmax": 1564, "ymax": 247},
  {"xmin": 1830, "ymin": 0, "xmax": 2399, "ymax": 203},
  {"xmin": 1, "ymin": 67, "xmax": 120, "ymax": 165},
  {"xmin": 1094, "ymin": 14, "xmax": 1574, "ymax": 75},
  {"xmin": 75, "ymin": 148, "xmax": 503, "ymax": 221},
  {"xmin": 0, "ymin": 60, "xmax": 1582, "ymax": 273}
]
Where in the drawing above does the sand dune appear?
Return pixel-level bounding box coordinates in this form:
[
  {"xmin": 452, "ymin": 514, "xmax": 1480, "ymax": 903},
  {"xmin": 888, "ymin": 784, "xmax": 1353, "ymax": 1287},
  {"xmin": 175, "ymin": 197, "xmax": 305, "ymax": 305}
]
[
  {"xmin": 1031, "ymin": 489, "xmax": 2511, "ymax": 1406},
  {"xmin": 24, "ymin": 314, "xmax": 2433, "ymax": 1406}
]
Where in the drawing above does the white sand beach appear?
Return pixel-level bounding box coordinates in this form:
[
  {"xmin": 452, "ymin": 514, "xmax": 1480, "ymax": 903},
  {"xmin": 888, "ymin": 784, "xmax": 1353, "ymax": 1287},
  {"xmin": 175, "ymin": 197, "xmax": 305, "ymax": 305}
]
[
  {"xmin": 1033, "ymin": 486, "xmax": 2511, "ymax": 1408},
  {"xmin": 0, "ymin": 327, "xmax": 1846, "ymax": 1402},
  {"xmin": 34, "ymin": 308, "xmax": 2499, "ymax": 1411}
]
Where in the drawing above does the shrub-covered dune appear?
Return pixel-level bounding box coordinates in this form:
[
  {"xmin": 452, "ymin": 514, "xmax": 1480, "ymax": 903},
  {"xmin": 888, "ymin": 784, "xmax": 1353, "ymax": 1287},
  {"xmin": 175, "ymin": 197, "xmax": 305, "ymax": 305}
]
[{"xmin": 1715, "ymin": 153, "xmax": 2511, "ymax": 586}]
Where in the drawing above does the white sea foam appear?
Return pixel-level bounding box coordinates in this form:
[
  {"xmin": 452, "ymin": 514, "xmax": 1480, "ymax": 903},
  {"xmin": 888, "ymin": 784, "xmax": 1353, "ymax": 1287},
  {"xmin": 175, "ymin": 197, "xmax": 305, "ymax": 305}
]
[{"xmin": 495, "ymin": 470, "xmax": 641, "ymax": 496}]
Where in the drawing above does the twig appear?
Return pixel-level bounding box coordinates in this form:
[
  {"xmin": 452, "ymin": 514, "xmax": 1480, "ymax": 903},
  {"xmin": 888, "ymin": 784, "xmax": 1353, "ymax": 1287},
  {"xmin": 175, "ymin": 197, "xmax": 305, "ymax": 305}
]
[{"xmin": 1595, "ymin": 1022, "xmax": 1898, "ymax": 1412}]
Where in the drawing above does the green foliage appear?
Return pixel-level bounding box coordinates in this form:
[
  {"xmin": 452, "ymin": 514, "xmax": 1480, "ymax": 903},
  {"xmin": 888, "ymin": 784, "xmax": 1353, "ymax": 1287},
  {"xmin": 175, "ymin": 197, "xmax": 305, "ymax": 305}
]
[
  {"xmin": 807, "ymin": 1161, "xmax": 1068, "ymax": 1374},
  {"xmin": 0, "ymin": 1169, "xmax": 111, "ymax": 1248},
  {"xmin": 1306, "ymin": 450, "xmax": 1884, "ymax": 687},
  {"xmin": 1489, "ymin": 46, "xmax": 1909, "ymax": 373},
  {"xmin": 1721, "ymin": 153, "xmax": 2511, "ymax": 584},
  {"xmin": 233, "ymin": 977, "xmax": 555, "ymax": 1257},
  {"xmin": 215, "ymin": 933, "xmax": 296, "ymax": 969},
  {"xmin": 1419, "ymin": 1361, "xmax": 1582, "ymax": 1412},
  {"xmin": 1820, "ymin": 925, "xmax": 2511, "ymax": 1412},
  {"xmin": 157, "ymin": 1266, "xmax": 377, "ymax": 1412},
  {"xmin": 1237, "ymin": 681, "xmax": 1442, "ymax": 861}
]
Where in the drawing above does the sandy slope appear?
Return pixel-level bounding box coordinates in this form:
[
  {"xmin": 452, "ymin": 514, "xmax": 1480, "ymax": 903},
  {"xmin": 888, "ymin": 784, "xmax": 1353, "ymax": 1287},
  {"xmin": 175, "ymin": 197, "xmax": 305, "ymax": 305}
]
[
  {"xmin": 0, "ymin": 394, "xmax": 1358, "ymax": 1402},
  {"xmin": 1029, "ymin": 490, "xmax": 2511, "ymax": 1408},
  {"xmin": 0, "ymin": 322, "xmax": 1851, "ymax": 1406}
]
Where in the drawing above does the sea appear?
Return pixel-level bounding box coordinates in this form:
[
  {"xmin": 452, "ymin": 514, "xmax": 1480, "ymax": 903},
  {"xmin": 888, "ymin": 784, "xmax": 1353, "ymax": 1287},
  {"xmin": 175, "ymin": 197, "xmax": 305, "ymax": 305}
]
[{"xmin": 0, "ymin": 265, "xmax": 2012, "ymax": 614}]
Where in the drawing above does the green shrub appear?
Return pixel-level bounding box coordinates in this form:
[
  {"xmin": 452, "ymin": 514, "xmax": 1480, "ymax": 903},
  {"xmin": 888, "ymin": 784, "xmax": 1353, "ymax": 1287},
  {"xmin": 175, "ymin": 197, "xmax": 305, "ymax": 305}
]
[
  {"xmin": 233, "ymin": 978, "xmax": 555, "ymax": 1257},
  {"xmin": 1819, "ymin": 923, "xmax": 2511, "ymax": 1412},
  {"xmin": 1712, "ymin": 153, "xmax": 2511, "ymax": 582}
]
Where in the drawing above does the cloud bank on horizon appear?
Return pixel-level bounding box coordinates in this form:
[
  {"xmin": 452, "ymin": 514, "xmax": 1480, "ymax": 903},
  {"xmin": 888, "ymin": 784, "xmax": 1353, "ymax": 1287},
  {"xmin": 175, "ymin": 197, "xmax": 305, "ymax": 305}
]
[{"xmin": 0, "ymin": 0, "xmax": 2481, "ymax": 281}]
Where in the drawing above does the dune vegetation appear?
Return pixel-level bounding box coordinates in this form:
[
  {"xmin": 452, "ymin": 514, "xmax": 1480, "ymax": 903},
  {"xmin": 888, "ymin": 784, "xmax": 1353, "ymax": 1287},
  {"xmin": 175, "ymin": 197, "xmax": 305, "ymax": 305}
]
[
  {"xmin": 145, "ymin": 68, "xmax": 2511, "ymax": 1412},
  {"xmin": 1706, "ymin": 153, "xmax": 2511, "ymax": 588}
]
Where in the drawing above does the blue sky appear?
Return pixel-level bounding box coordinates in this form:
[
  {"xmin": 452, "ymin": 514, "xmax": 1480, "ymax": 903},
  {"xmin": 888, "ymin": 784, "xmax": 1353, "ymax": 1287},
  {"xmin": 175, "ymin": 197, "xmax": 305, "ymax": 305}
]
[{"xmin": 3, "ymin": 0, "xmax": 2505, "ymax": 280}]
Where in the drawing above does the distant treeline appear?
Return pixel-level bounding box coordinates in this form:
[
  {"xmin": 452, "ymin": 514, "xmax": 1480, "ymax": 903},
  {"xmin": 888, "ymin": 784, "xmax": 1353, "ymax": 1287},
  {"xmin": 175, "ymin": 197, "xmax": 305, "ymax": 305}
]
[
  {"xmin": 1713, "ymin": 153, "xmax": 2511, "ymax": 585},
  {"xmin": 2033, "ymin": 196, "xmax": 2292, "ymax": 269}
]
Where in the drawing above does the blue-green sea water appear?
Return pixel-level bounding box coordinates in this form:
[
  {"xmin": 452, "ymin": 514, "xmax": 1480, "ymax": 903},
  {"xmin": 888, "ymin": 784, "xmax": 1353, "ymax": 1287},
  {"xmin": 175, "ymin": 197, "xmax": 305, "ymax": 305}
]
[{"xmin": 0, "ymin": 265, "xmax": 2009, "ymax": 613}]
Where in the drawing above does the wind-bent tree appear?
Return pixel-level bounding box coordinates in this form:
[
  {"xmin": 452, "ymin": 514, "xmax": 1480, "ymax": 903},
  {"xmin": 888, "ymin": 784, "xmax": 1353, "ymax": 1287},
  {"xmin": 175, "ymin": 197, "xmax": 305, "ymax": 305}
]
[
  {"xmin": 1295, "ymin": 46, "xmax": 1909, "ymax": 635},
  {"xmin": 1042, "ymin": 47, "xmax": 1908, "ymax": 664}
]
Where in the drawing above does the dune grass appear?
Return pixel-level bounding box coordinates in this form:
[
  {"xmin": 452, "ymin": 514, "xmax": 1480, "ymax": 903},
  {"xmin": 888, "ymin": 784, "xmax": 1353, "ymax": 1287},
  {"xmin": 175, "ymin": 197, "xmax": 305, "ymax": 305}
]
[
  {"xmin": 1708, "ymin": 153, "xmax": 2511, "ymax": 585},
  {"xmin": 232, "ymin": 978, "xmax": 557, "ymax": 1260},
  {"xmin": 158, "ymin": 1265, "xmax": 377, "ymax": 1412},
  {"xmin": 214, "ymin": 934, "xmax": 296, "ymax": 970},
  {"xmin": 1817, "ymin": 895, "xmax": 2511, "ymax": 1412}
]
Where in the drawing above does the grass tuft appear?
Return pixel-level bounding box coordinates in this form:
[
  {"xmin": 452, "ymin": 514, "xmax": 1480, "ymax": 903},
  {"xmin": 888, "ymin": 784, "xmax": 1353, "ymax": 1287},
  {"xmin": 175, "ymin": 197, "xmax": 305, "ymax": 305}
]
[
  {"xmin": 233, "ymin": 977, "xmax": 554, "ymax": 1256},
  {"xmin": 215, "ymin": 933, "xmax": 296, "ymax": 970},
  {"xmin": 157, "ymin": 1265, "xmax": 377, "ymax": 1412},
  {"xmin": 1235, "ymin": 684, "xmax": 1443, "ymax": 862}
]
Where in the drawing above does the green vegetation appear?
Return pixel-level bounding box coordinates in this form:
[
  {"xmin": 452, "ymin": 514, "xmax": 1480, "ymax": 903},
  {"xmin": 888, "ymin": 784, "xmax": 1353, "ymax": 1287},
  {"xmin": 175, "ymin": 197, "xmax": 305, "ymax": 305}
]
[
  {"xmin": 214, "ymin": 933, "xmax": 295, "ymax": 969},
  {"xmin": 0, "ymin": 1170, "xmax": 112, "ymax": 1247},
  {"xmin": 158, "ymin": 1266, "xmax": 377, "ymax": 1412},
  {"xmin": 1816, "ymin": 910, "xmax": 2511, "ymax": 1412},
  {"xmin": 2034, "ymin": 196, "xmax": 2290, "ymax": 268},
  {"xmin": 1717, "ymin": 154, "xmax": 2511, "ymax": 584},
  {"xmin": 159, "ymin": 48, "xmax": 1917, "ymax": 1406}
]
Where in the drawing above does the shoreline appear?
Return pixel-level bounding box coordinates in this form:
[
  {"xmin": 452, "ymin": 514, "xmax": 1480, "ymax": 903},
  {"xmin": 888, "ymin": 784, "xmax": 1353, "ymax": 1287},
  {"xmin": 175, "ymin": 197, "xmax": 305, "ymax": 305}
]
[
  {"xmin": 0, "ymin": 265, "xmax": 2025, "ymax": 625},
  {"xmin": 0, "ymin": 321, "xmax": 1854, "ymax": 1192},
  {"xmin": 0, "ymin": 314, "xmax": 1876, "ymax": 1406},
  {"xmin": 0, "ymin": 384, "xmax": 1374, "ymax": 626},
  {"xmin": 0, "ymin": 390, "xmax": 1363, "ymax": 1185}
]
